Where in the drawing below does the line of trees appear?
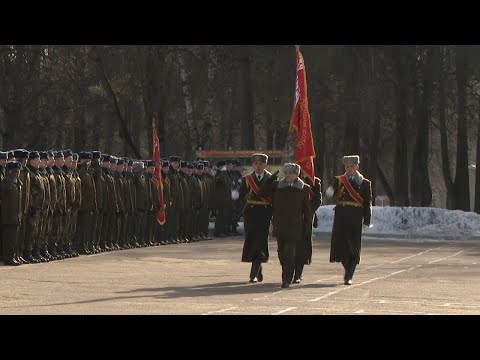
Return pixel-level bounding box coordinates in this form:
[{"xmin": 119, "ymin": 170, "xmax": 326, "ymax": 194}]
[{"xmin": 1, "ymin": 45, "xmax": 480, "ymax": 211}]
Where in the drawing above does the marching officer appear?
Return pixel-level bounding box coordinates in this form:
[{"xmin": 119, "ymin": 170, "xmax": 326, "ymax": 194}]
[
  {"xmin": 260, "ymin": 163, "xmax": 312, "ymax": 288},
  {"xmin": 239, "ymin": 153, "xmax": 275, "ymax": 283},
  {"xmin": 326, "ymin": 155, "xmax": 372, "ymax": 285}
]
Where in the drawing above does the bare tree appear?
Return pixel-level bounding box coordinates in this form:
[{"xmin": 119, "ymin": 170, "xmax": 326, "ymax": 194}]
[
  {"xmin": 453, "ymin": 45, "xmax": 471, "ymax": 211},
  {"xmin": 392, "ymin": 45, "xmax": 411, "ymax": 206},
  {"xmin": 410, "ymin": 46, "xmax": 434, "ymax": 207}
]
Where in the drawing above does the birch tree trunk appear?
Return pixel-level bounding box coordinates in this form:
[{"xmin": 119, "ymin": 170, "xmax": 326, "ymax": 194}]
[
  {"xmin": 177, "ymin": 46, "xmax": 198, "ymax": 158},
  {"xmin": 200, "ymin": 45, "xmax": 218, "ymax": 150},
  {"xmin": 393, "ymin": 45, "xmax": 410, "ymax": 206},
  {"xmin": 438, "ymin": 46, "xmax": 455, "ymax": 209}
]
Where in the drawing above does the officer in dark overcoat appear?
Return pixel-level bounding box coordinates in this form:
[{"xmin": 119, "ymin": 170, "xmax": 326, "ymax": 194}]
[{"xmin": 326, "ymin": 155, "xmax": 372, "ymax": 285}]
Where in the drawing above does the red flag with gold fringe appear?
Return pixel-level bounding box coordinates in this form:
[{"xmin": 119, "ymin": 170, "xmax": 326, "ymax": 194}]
[
  {"xmin": 152, "ymin": 119, "xmax": 166, "ymax": 225},
  {"xmin": 289, "ymin": 45, "xmax": 316, "ymax": 181}
]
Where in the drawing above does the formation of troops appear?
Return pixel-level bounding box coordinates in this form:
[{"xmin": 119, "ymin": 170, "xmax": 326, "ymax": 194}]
[{"xmin": 0, "ymin": 149, "xmax": 246, "ymax": 266}]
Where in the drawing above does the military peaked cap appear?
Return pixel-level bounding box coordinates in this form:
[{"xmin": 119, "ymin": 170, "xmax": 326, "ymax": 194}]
[
  {"xmin": 63, "ymin": 149, "xmax": 73, "ymax": 157},
  {"xmin": 252, "ymin": 153, "xmax": 268, "ymax": 163},
  {"xmin": 7, "ymin": 161, "xmax": 21, "ymax": 170},
  {"xmin": 78, "ymin": 151, "xmax": 92, "ymax": 160},
  {"xmin": 28, "ymin": 151, "xmax": 40, "ymax": 160},
  {"xmin": 14, "ymin": 149, "xmax": 29, "ymax": 159}
]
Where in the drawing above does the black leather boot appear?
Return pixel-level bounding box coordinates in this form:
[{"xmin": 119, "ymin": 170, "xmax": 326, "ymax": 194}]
[
  {"xmin": 249, "ymin": 260, "xmax": 261, "ymax": 282},
  {"xmin": 341, "ymin": 261, "xmax": 348, "ymax": 283},
  {"xmin": 345, "ymin": 260, "xmax": 357, "ymax": 285}
]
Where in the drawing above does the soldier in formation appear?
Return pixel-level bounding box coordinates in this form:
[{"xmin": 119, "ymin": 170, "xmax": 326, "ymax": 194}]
[{"xmin": 0, "ymin": 146, "xmax": 247, "ymax": 267}]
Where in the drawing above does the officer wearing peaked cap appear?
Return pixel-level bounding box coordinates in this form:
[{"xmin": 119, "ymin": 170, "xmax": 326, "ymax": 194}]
[
  {"xmin": 61, "ymin": 149, "xmax": 77, "ymax": 258},
  {"xmin": 145, "ymin": 160, "xmax": 160, "ymax": 245},
  {"xmin": 158, "ymin": 159, "xmax": 171, "ymax": 245},
  {"xmin": 99, "ymin": 154, "xmax": 115, "ymax": 250},
  {"xmin": 36, "ymin": 151, "xmax": 52, "ymax": 261},
  {"xmin": 22, "ymin": 150, "xmax": 46, "ymax": 263},
  {"xmin": 77, "ymin": 151, "xmax": 97, "ymax": 254},
  {"xmin": 43, "ymin": 151, "xmax": 58, "ymax": 260},
  {"xmin": 177, "ymin": 160, "xmax": 192, "ymax": 243},
  {"xmin": 213, "ymin": 160, "xmax": 231, "ymax": 237},
  {"xmin": 167, "ymin": 156, "xmax": 183, "ymax": 243},
  {"xmin": 111, "ymin": 156, "xmax": 125, "ymax": 250},
  {"xmin": 123, "ymin": 157, "xmax": 136, "ymax": 248},
  {"xmin": 66, "ymin": 150, "xmax": 81, "ymax": 257},
  {"xmin": 2, "ymin": 161, "xmax": 23, "ymax": 265},
  {"xmin": 15, "ymin": 149, "xmax": 31, "ymax": 264},
  {"xmin": 239, "ymin": 153, "xmax": 274, "ymax": 283},
  {"xmin": 186, "ymin": 161, "xmax": 203, "ymax": 242},
  {"xmin": 49, "ymin": 151, "xmax": 67, "ymax": 259},
  {"xmin": 202, "ymin": 161, "xmax": 214, "ymax": 240},
  {"xmin": 91, "ymin": 151, "xmax": 105, "ymax": 253},
  {"xmin": 230, "ymin": 159, "xmax": 243, "ymax": 236},
  {"xmin": 0, "ymin": 152, "xmax": 7, "ymax": 260}
]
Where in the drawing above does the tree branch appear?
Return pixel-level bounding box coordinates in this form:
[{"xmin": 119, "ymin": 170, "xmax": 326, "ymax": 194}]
[{"xmin": 90, "ymin": 46, "xmax": 141, "ymax": 158}]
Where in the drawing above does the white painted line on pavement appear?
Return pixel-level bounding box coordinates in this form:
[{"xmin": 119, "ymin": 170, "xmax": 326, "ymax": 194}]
[
  {"xmin": 390, "ymin": 248, "xmax": 437, "ymax": 263},
  {"xmin": 428, "ymin": 249, "xmax": 467, "ymax": 264},
  {"xmin": 202, "ymin": 307, "xmax": 237, "ymax": 315},
  {"xmin": 272, "ymin": 307, "xmax": 296, "ymax": 315},
  {"xmin": 314, "ymin": 275, "xmax": 339, "ymax": 283},
  {"xmin": 253, "ymin": 290, "xmax": 284, "ymax": 301},
  {"xmin": 257, "ymin": 247, "xmax": 446, "ymax": 302},
  {"xmin": 309, "ymin": 289, "xmax": 344, "ymax": 302}
]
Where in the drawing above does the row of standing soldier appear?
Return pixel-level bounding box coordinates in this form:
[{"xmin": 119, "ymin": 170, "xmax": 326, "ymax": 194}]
[{"xmin": 0, "ymin": 149, "xmax": 241, "ymax": 266}]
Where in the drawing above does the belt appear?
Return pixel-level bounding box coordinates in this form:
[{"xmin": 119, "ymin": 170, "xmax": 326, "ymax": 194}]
[
  {"xmin": 337, "ymin": 201, "xmax": 362, "ymax": 207},
  {"xmin": 247, "ymin": 200, "xmax": 272, "ymax": 206}
]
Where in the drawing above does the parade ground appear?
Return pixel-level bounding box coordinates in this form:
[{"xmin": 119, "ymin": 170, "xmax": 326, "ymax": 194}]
[{"xmin": 1, "ymin": 234, "xmax": 479, "ymax": 315}]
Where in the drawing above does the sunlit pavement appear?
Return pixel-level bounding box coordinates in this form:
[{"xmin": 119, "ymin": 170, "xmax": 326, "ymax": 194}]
[{"xmin": 1, "ymin": 235, "xmax": 479, "ymax": 314}]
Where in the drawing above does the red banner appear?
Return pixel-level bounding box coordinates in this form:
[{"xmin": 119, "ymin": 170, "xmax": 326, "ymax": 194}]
[
  {"xmin": 289, "ymin": 46, "xmax": 316, "ymax": 181},
  {"xmin": 152, "ymin": 119, "xmax": 166, "ymax": 225}
]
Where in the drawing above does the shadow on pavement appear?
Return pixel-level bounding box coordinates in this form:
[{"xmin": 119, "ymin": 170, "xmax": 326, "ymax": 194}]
[{"xmin": 118, "ymin": 281, "xmax": 283, "ymax": 299}]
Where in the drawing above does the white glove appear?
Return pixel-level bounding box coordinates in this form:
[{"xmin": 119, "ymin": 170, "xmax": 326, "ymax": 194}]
[{"xmin": 325, "ymin": 186, "xmax": 334, "ymax": 199}]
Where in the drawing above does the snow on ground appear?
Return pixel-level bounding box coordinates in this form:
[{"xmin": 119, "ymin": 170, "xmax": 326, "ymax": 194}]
[
  {"xmin": 211, "ymin": 206, "xmax": 480, "ymax": 240},
  {"xmin": 315, "ymin": 205, "xmax": 480, "ymax": 240}
]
